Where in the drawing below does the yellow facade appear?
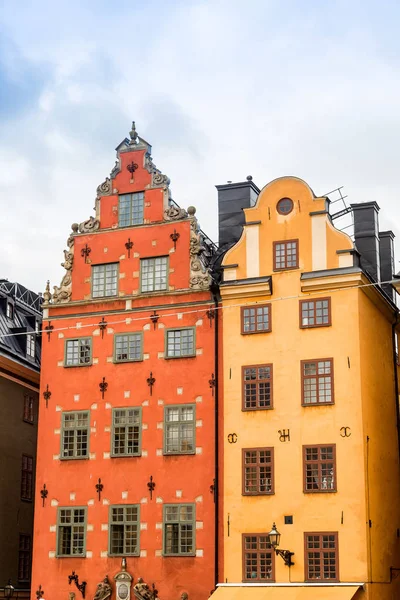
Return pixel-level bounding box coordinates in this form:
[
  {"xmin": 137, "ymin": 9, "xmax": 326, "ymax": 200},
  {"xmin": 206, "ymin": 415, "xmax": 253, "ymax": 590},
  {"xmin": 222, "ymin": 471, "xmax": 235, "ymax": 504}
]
[{"xmin": 216, "ymin": 177, "xmax": 400, "ymax": 600}]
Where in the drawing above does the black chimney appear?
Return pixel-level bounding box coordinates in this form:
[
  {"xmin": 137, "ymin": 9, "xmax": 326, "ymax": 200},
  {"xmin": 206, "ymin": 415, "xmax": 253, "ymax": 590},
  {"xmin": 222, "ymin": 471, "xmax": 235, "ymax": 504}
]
[
  {"xmin": 217, "ymin": 177, "xmax": 260, "ymax": 251},
  {"xmin": 379, "ymin": 230, "xmax": 395, "ymax": 301},
  {"xmin": 351, "ymin": 202, "xmax": 380, "ymax": 282}
]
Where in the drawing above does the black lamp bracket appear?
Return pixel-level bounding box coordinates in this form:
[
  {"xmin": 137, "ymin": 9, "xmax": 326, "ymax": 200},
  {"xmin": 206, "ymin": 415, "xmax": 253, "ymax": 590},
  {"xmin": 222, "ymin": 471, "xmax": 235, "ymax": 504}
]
[{"xmin": 275, "ymin": 548, "xmax": 295, "ymax": 567}]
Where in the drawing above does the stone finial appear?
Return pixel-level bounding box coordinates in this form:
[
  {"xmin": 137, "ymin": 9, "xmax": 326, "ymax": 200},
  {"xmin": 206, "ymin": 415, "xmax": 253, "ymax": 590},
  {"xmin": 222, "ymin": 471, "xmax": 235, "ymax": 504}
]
[
  {"xmin": 43, "ymin": 280, "xmax": 51, "ymax": 303},
  {"xmin": 187, "ymin": 206, "xmax": 196, "ymax": 217},
  {"xmin": 246, "ymin": 175, "xmax": 253, "ymax": 181},
  {"xmin": 71, "ymin": 223, "xmax": 79, "ymax": 233},
  {"xmin": 129, "ymin": 121, "xmax": 138, "ymax": 145}
]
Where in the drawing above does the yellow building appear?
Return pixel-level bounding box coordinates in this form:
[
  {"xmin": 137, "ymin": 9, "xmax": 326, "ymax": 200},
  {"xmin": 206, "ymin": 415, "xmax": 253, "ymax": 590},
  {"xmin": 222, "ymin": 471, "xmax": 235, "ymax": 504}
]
[{"xmin": 214, "ymin": 177, "xmax": 400, "ymax": 600}]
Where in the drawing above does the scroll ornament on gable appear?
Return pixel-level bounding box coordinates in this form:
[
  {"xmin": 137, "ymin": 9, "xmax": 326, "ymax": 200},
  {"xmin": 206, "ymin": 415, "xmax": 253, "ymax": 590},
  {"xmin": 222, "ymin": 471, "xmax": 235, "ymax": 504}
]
[
  {"xmin": 188, "ymin": 206, "xmax": 212, "ymax": 290},
  {"xmin": 45, "ymin": 216, "xmax": 100, "ymax": 305}
]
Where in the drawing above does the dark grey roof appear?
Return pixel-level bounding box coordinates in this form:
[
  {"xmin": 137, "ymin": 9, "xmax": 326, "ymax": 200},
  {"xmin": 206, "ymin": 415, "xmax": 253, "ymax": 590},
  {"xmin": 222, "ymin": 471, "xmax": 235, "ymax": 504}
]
[{"xmin": 0, "ymin": 281, "xmax": 42, "ymax": 373}]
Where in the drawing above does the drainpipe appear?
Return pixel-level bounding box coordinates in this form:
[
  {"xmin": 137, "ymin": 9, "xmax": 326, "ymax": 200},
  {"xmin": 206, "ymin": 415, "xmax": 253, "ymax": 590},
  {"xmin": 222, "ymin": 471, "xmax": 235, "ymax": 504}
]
[{"xmin": 211, "ymin": 284, "xmax": 220, "ymax": 590}]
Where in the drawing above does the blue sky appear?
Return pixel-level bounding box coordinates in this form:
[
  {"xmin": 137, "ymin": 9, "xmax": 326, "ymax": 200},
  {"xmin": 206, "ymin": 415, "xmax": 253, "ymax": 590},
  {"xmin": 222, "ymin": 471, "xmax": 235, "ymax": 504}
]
[{"xmin": 1, "ymin": 0, "xmax": 400, "ymax": 291}]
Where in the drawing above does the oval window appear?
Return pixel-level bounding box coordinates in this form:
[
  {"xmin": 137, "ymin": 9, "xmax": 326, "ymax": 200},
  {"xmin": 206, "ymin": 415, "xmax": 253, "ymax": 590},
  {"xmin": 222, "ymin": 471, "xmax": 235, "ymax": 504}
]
[{"xmin": 277, "ymin": 198, "xmax": 294, "ymax": 215}]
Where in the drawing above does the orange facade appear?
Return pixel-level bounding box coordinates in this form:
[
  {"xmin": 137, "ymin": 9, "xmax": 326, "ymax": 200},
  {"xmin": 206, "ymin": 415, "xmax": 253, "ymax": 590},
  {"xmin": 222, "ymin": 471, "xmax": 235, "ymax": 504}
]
[{"xmin": 31, "ymin": 126, "xmax": 216, "ymax": 599}]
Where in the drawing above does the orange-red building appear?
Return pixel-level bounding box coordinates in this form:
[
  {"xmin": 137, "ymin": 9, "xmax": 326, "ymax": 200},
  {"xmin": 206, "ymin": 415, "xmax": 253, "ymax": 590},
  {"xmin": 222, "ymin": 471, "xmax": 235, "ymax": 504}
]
[{"xmin": 31, "ymin": 124, "xmax": 217, "ymax": 600}]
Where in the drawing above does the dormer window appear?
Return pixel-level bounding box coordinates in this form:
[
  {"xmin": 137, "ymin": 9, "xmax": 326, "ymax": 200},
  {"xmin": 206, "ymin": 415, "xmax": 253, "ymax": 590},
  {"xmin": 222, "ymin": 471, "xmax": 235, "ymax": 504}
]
[
  {"xmin": 6, "ymin": 302, "xmax": 13, "ymax": 320},
  {"xmin": 26, "ymin": 334, "xmax": 35, "ymax": 359},
  {"xmin": 119, "ymin": 192, "xmax": 144, "ymax": 227}
]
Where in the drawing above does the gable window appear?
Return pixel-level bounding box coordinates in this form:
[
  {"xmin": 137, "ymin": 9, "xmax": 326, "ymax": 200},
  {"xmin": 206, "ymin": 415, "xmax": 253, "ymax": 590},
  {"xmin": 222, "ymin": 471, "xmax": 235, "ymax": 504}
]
[
  {"xmin": 243, "ymin": 448, "xmax": 274, "ymax": 495},
  {"xmin": 21, "ymin": 455, "xmax": 33, "ymax": 501},
  {"xmin": 18, "ymin": 534, "xmax": 31, "ymax": 582},
  {"xmin": 163, "ymin": 504, "xmax": 195, "ymax": 556},
  {"xmin": 61, "ymin": 411, "xmax": 89, "ymax": 459},
  {"xmin": 273, "ymin": 240, "xmax": 298, "ymax": 270},
  {"xmin": 92, "ymin": 263, "xmax": 118, "ymax": 298},
  {"xmin": 305, "ymin": 532, "xmax": 338, "ymax": 581},
  {"xmin": 302, "ymin": 359, "xmax": 333, "ymax": 405},
  {"xmin": 109, "ymin": 505, "xmax": 140, "ymax": 556},
  {"xmin": 164, "ymin": 405, "xmax": 195, "ymax": 454},
  {"xmin": 242, "ymin": 365, "xmax": 273, "ymax": 411},
  {"xmin": 23, "ymin": 395, "xmax": 34, "ymax": 424},
  {"xmin": 300, "ymin": 299, "xmax": 331, "ymax": 328},
  {"xmin": 114, "ymin": 333, "xmax": 142, "ymax": 362},
  {"xmin": 26, "ymin": 334, "xmax": 35, "ymax": 358},
  {"xmin": 119, "ymin": 192, "xmax": 144, "ymax": 227},
  {"xmin": 57, "ymin": 507, "xmax": 87, "ymax": 557},
  {"xmin": 243, "ymin": 534, "xmax": 275, "ymax": 581},
  {"xmin": 140, "ymin": 257, "xmax": 168, "ymax": 293},
  {"xmin": 166, "ymin": 328, "xmax": 195, "ymax": 358},
  {"xmin": 241, "ymin": 305, "xmax": 271, "ymax": 334},
  {"xmin": 304, "ymin": 445, "xmax": 336, "ymax": 492},
  {"xmin": 65, "ymin": 338, "xmax": 92, "ymax": 367},
  {"xmin": 112, "ymin": 408, "xmax": 141, "ymax": 457},
  {"xmin": 6, "ymin": 302, "xmax": 13, "ymax": 319}
]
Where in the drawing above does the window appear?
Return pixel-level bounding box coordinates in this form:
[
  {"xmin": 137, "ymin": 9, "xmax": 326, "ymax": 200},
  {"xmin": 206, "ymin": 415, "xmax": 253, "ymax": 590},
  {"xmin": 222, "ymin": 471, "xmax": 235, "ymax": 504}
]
[
  {"xmin": 243, "ymin": 534, "xmax": 275, "ymax": 581},
  {"xmin": 114, "ymin": 333, "xmax": 142, "ymax": 362},
  {"xmin": 26, "ymin": 334, "xmax": 35, "ymax": 358},
  {"xmin": 6, "ymin": 302, "xmax": 13, "ymax": 319},
  {"xmin": 276, "ymin": 198, "xmax": 294, "ymax": 215},
  {"xmin": 241, "ymin": 305, "xmax": 271, "ymax": 334},
  {"xmin": 57, "ymin": 508, "xmax": 87, "ymax": 557},
  {"xmin": 163, "ymin": 504, "xmax": 195, "ymax": 556},
  {"xmin": 242, "ymin": 365, "xmax": 273, "ymax": 410},
  {"xmin": 35, "ymin": 320, "xmax": 41, "ymax": 334},
  {"xmin": 18, "ymin": 534, "xmax": 31, "ymax": 581},
  {"xmin": 119, "ymin": 192, "xmax": 144, "ymax": 227},
  {"xmin": 305, "ymin": 532, "xmax": 338, "ymax": 581},
  {"xmin": 61, "ymin": 412, "xmax": 89, "ymax": 459},
  {"xmin": 243, "ymin": 448, "xmax": 274, "ymax": 495},
  {"xmin": 304, "ymin": 445, "xmax": 336, "ymax": 492},
  {"xmin": 92, "ymin": 263, "xmax": 118, "ymax": 298},
  {"xmin": 109, "ymin": 505, "xmax": 140, "ymax": 556},
  {"xmin": 140, "ymin": 257, "xmax": 168, "ymax": 293},
  {"xmin": 65, "ymin": 338, "xmax": 92, "ymax": 366},
  {"xmin": 273, "ymin": 240, "xmax": 298, "ymax": 270},
  {"xmin": 166, "ymin": 328, "xmax": 195, "ymax": 358},
  {"xmin": 300, "ymin": 299, "xmax": 331, "ymax": 328},
  {"xmin": 302, "ymin": 359, "xmax": 333, "ymax": 405},
  {"xmin": 23, "ymin": 395, "xmax": 34, "ymax": 424},
  {"xmin": 164, "ymin": 405, "xmax": 195, "ymax": 455},
  {"xmin": 112, "ymin": 408, "xmax": 141, "ymax": 457},
  {"xmin": 21, "ymin": 455, "xmax": 33, "ymax": 501}
]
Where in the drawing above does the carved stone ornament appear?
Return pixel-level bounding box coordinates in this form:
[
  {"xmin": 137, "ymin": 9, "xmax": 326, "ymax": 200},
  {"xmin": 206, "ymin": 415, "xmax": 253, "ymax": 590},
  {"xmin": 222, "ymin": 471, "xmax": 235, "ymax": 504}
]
[
  {"xmin": 133, "ymin": 578, "xmax": 158, "ymax": 600},
  {"xmin": 164, "ymin": 204, "xmax": 187, "ymax": 221},
  {"xmin": 114, "ymin": 558, "xmax": 133, "ymax": 600},
  {"xmin": 188, "ymin": 206, "xmax": 212, "ymax": 291},
  {"xmin": 78, "ymin": 216, "xmax": 100, "ymax": 234},
  {"xmin": 51, "ymin": 227, "xmax": 76, "ymax": 304},
  {"xmin": 93, "ymin": 575, "xmax": 112, "ymax": 600},
  {"xmin": 144, "ymin": 153, "xmax": 170, "ymax": 189},
  {"xmin": 96, "ymin": 177, "xmax": 112, "ymax": 198}
]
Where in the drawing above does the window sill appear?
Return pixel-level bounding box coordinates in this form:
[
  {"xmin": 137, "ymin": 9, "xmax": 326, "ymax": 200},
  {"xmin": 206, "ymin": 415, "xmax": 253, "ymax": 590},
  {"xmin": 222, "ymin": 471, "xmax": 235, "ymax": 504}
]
[
  {"xmin": 56, "ymin": 554, "xmax": 86, "ymax": 559},
  {"xmin": 300, "ymin": 323, "xmax": 331, "ymax": 329},
  {"xmin": 273, "ymin": 266, "xmax": 299, "ymax": 272},
  {"xmin": 241, "ymin": 330, "xmax": 272, "ymax": 335},
  {"xmin": 163, "ymin": 451, "xmax": 196, "ymax": 456},
  {"xmin": 21, "ymin": 497, "xmax": 33, "ymax": 503},
  {"xmin": 164, "ymin": 354, "xmax": 197, "ymax": 360},
  {"xmin": 60, "ymin": 456, "xmax": 90, "ymax": 461},
  {"xmin": 114, "ymin": 359, "xmax": 143, "ymax": 364},
  {"xmin": 23, "ymin": 419, "xmax": 34, "ymax": 425},
  {"xmin": 163, "ymin": 553, "xmax": 196, "ymax": 558},
  {"xmin": 64, "ymin": 363, "xmax": 93, "ymax": 368},
  {"xmin": 301, "ymin": 402, "xmax": 334, "ymax": 407},
  {"xmin": 303, "ymin": 489, "xmax": 337, "ymax": 494},
  {"xmin": 242, "ymin": 407, "xmax": 274, "ymax": 412},
  {"xmin": 111, "ymin": 453, "xmax": 142, "ymax": 459},
  {"xmin": 242, "ymin": 492, "xmax": 275, "ymax": 497}
]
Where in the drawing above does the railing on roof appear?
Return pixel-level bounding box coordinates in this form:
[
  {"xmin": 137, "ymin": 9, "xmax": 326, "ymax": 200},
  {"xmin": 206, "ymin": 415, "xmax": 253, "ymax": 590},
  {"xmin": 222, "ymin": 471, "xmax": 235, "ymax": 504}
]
[
  {"xmin": 0, "ymin": 281, "xmax": 42, "ymax": 315},
  {"xmin": 325, "ymin": 186, "xmax": 354, "ymax": 240}
]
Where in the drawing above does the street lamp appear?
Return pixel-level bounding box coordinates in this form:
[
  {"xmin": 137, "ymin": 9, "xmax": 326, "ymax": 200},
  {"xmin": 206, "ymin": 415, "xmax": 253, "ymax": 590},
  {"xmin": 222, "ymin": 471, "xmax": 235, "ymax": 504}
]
[
  {"xmin": 267, "ymin": 522, "xmax": 295, "ymax": 567},
  {"xmin": 4, "ymin": 579, "xmax": 15, "ymax": 598}
]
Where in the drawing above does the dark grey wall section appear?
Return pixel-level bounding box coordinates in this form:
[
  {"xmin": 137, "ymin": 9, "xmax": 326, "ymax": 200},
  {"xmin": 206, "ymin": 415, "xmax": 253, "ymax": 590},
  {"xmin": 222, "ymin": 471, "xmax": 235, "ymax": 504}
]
[
  {"xmin": 379, "ymin": 230, "xmax": 395, "ymax": 301},
  {"xmin": 351, "ymin": 202, "xmax": 381, "ymax": 282},
  {"xmin": 217, "ymin": 179, "xmax": 260, "ymax": 250}
]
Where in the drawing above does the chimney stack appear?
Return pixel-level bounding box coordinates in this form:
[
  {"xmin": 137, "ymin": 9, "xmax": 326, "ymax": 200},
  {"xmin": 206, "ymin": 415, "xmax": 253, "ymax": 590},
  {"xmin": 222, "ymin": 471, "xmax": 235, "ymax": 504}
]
[
  {"xmin": 379, "ymin": 230, "xmax": 395, "ymax": 301},
  {"xmin": 351, "ymin": 202, "xmax": 381, "ymax": 282}
]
